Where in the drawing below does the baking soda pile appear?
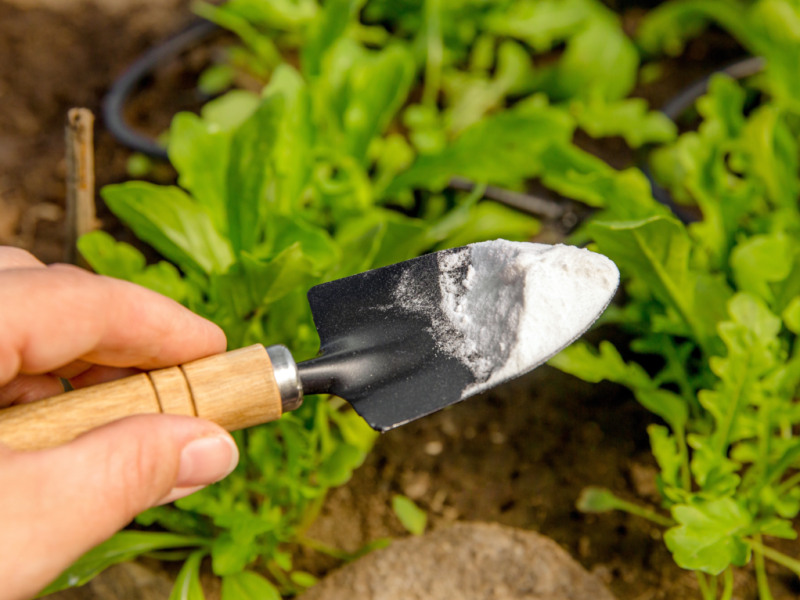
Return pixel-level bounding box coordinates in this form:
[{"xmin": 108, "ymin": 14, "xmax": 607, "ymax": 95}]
[{"xmin": 396, "ymin": 240, "xmax": 619, "ymax": 398}]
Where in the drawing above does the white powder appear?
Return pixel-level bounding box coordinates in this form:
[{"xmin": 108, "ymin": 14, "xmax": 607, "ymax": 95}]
[{"xmin": 396, "ymin": 240, "xmax": 619, "ymax": 398}]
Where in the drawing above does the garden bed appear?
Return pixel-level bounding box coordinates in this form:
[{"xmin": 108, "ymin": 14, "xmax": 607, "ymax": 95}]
[{"xmin": 3, "ymin": 2, "xmax": 798, "ymax": 599}]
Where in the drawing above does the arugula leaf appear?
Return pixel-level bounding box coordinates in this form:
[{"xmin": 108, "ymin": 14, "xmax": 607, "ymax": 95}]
[
  {"xmin": 227, "ymin": 95, "xmax": 285, "ymax": 256},
  {"xmin": 731, "ymin": 233, "xmax": 795, "ymax": 304},
  {"xmin": 570, "ymin": 96, "xmax": 677, "ymax": 148},
  {"xmin": 78, "ymin": 230, "xmax": 145, "ymax": 279},
  {"xmin": 170, "ymin": 550, "xmax": 207, "ymax": 600},
  {"xmin": 169, "ymin": 112, "xmax": 231, "ymax": 230},
  {"xmin": 392, "ymin": 495, "xmax": 427, "ymax": 535},
  {"xmin": 101, "ymin": 183, "xmax": 234, "ymax": 276},
  {"xmin": 387, "ymin": 97, "xmax": 574, "ymax": 193},
  {"xmin": 665, "ymin": 498, "xmax": 752, "ymax": 575},
  {"xmin": 262, "ymin": 65, "xmax": 315, "ymax": 212},
  {"xmin": 221, "ymin": 572, "xmax": 281, "ymax": 600},
  {"xmin": 341, "ymin": 45, "xmax": 416, "ymax": 163},
  {"xmin": 39, "ymin": 532, "xmax": 208, "ymax": 595},
  {"xmin": 589, "ymin": 216, "xmax": 731, "ymax": 352},
  {"xmin": 302, "ymin": 0, "xmax": 363, "ymax": 78}
]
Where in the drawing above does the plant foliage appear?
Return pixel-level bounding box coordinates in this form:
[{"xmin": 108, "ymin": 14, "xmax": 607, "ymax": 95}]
[
  {"xmin": 548, "ymin": 2, "xmax": 800, "ymax": 594},
  {"xmin": 47, "ymin": 0, "xmax": 800, "ymax": 597}
]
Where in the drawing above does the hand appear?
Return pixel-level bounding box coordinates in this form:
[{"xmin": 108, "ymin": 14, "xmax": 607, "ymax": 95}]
[{"xmin": 0, "ymin": 247, "xmax": 240, "ymax": 600}]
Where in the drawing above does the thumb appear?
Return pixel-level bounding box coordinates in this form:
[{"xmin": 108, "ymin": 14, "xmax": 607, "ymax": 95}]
[{"xmin": 0, "ymin": 414, "xmax": 239, "ymax": 600}]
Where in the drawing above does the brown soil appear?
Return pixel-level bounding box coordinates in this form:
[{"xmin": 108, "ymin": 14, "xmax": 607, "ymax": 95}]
[{"xmin": 4, "ymin": 3, "xmax": 796, "ymax": 600}]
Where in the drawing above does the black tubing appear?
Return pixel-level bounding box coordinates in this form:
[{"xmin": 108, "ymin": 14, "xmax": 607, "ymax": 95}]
[
  {"xmin": 644, "ymin": 56, "xmax": 765, "ymax": 224},
  {"xmin": 103, "ymin": 19, "xmax": 218, "ymax": 161}
]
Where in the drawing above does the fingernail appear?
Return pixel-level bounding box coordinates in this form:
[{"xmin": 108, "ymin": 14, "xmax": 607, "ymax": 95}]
[
  {"xmin": 175, "ymin": 435, "xmax": 239, "ymax": 488},
  {"xmin": 158, "ymin": 485, "xmax": 206, "ymax": 506}
]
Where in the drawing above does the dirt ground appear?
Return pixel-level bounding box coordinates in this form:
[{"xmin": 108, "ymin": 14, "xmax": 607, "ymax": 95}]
[{"xmin": 3, "ymin": 2, "xmax": 797, "ymax": 599}]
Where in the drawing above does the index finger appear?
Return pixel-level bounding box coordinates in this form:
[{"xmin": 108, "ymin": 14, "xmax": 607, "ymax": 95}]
[{"xmin": 0, "ymin": 264, "xmax": 227, "ymax": 386}]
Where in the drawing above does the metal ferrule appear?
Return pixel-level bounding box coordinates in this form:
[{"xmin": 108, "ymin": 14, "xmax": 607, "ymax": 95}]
[{"xmin": 265, "ymin": 345, "xmax": 303, "ymax": 413}]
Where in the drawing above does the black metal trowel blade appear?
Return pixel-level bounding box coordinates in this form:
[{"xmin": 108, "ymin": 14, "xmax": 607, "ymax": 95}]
[
  {"xmin": 298, "ymin": 249, "xmax": 474, "ymax": 431},
  {"xmin": 296, "ymin": 243, "xmax": 619, "ymax": 432}
]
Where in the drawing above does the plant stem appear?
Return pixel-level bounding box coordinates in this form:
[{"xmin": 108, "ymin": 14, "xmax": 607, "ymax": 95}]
[
  {"xmin": 675, "ymin": 426, "xmax": 692, "ymax": 491},
  {"xmin": 422, "ymin": 0, "xmax": 443, "ymax": 108},
  {"xmin": 695, "ymin": 572, "xmax": 714, "ymax": 600},
  {"xmin": 747, "ymin": 538, "xmax": 800, "ymax": 578},
  {"xmin": 776, "ymin": 470, "xmax": 800, "ymax": 497},
  {"xmin": 297, "ymin": 536, "xmax": 352, "ymax": 561},
  {"xmin": 720, "ymin": 567, "xmax": 734, "ymax": 600},
  {"xmin": 611, "ymin": 496, "xmax": 676, "ymax": 528},
  {"xmin": 753, "ymin": 534, "xmax": 775, "ymax": 600}
]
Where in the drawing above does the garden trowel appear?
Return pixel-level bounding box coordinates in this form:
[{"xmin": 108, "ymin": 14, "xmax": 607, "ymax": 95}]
[{"xmin": 0, "ymin": 241, "xmax": 619, "ymax": 452}]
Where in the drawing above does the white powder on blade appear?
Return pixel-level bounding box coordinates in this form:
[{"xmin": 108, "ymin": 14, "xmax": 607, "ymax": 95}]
[{"xmin": 396, "ymin": 240, "xmax": 619, "ymax": 398}]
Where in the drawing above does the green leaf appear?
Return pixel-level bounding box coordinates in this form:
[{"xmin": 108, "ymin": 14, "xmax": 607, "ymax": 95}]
[
  {"xmin": 302, "ymin": 0, "xmax": 362, "ymax": 78},
  {"xmin": 665, "ymin": 498, "xmax": 752, "ymax": 575},
  {"xmin": 782, "ymin": 296, "xmax": 800, "ymax": 334},
  {"xmin": 549, "ymin": 341, "xmax": 652, "ymax": 389},
  {"xmin": 289, "ymin": 571, "xmax": 318, "ymax": 587},
  {"xmin": 731, "ymin": 233, "xmax": 795, "ymax": 304},
  {"xmin": 576, "ymin": 487, "xmax": 622, "ymax": 513},
  {"xmin": 330, "ymin": 408, "xmax": 379, "ymax": 454},
  {"xmin": 587, "ymin": 216, "xmax": 728, "ymax": 352},
  {"xmin": 198, "ymin": 64, "xmax": 236, "ymax": 95},
  {"xmin": 212, "ymin": 532, "xmax": 259, "ymax": 576},
  {"xmin": 39, "ymin": 532, "xmax": 207, "ymax": 595},
  {"xmin": 200, "ymin": 90, "xmax": 261, "ymax": 132},
  {"xmin": 264, "ymin": 214, "xmax": 340, "ymax": 273},
  {"xmin": 101, "ymin": 182, "xmax": 233, "ymax": 276},
  {"xmin": 342, "ymin": 44, "xmax": 416, "ymax": 163},
  {"xmin": 443, "ymin": 40, "xmax": 533, "ymax": 135},
  {"xmin": 740, "ymin": 105, "xmax": 800, "ymax": 211},
  {"xmin": 168, "ymin": 112, "xmax": 231, "ymax": 229},
  {"xmin": 262, "ymin": 65, "xmax": 315, "ymax": 212},
  {"xmin": 78, "ymin": 231, "xmax": 190, "ymax": 303},
  {"xmin": 194, "ymin": 2, "xmax": 281, "ymax": 69},
  {"xmin": 649, "ymin": 424, "xmax": 683, "ymax": 490},
  {"xmin": 169, "ymin": 550, "xmax": 206, "ymax": 600},
  {"xmin": 388, "ymin": 98, "xmax": 575, "ymax": 193},
  {"xmin": 78, "ymin": 230, "xmax": 145, "ymax": 279},
  {"xmin": 392, "ymin": 495, "xmax": 427, "ymax": 536},
  {"xmin": 435, "ymin": 201, "xmax": 540, "ymax": 250},
  {"xmin": 318, "ymin": 443, "xmax": 365, "ymax": 487},
  {"xmin": 570, "ymin": 96, "xmax": 677, "ymax": 148},
  {"xmin": 226, "ymin": 95, "xmax": 284, "ymax": 256},
  {"xmin": 221, "ymin": 572, "xmax": 281, "ymax": 600}
]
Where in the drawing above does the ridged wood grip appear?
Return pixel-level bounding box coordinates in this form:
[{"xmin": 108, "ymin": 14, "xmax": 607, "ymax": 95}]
[{"xmin": 0, "ymin": 345, "xmax": 283, "ymax": 452}]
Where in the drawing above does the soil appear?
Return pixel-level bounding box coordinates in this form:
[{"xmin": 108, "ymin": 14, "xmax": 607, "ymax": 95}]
[{"xmin": 3, "ymin": 2, "xmax": 797, "ymax": 600}]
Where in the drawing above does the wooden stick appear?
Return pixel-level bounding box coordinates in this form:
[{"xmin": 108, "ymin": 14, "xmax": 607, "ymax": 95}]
[{"xmin": 64, "ymin": 108, "xmax": 99, "ymax": 265}]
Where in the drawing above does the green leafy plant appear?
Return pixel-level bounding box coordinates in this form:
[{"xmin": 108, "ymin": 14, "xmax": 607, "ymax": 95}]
[
  {"xmin": 550, "ymin": 57, "xmax": 800, "ymax": 600},
  {"xmin": 392, "ymin": 495, "xmax": 428, "ymax": 536},
  {"xmin": 53, "ymin": 0, "xmax": 790, "ymax": 596}
]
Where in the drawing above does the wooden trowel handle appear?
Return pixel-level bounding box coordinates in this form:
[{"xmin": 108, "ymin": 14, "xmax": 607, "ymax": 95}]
[{"xmin": 0, "ymin": 345, "xmax": 303, "ymax": 452}]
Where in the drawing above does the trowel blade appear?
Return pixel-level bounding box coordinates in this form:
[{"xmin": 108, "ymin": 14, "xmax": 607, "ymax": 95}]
[{"xmin": 298, "ymin": 241, "xmax": 619, "ymax": 432}]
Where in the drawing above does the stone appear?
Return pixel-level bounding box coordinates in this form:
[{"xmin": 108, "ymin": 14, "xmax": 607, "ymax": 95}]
[{"xmin": 299, "ymin": 522, "xmax": 617, "ymax": 600}]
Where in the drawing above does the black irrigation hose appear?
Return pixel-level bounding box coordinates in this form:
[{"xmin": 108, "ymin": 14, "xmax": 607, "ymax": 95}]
[
  {"xmin": 643, "ymin": 56, "xmax": 765, "ymax": 224},
  {"xmin": 103, "ymin": 19, "xmax": 217, "ymax": 161},
  {"xmin": 102, "ymin": 22, "xmax": 764, "ymax": 226}
]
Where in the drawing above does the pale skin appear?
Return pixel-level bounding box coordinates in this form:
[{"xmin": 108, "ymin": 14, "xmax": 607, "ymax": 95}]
[{"xmin": 0, "ymin": 247, "xmax": 240, "ymax": 600}]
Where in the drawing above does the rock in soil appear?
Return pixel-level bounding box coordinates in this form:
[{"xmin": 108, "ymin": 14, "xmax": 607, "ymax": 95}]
[{"xmin": 299, "ymin": 522, "xmax": 616, "ymax": 600}]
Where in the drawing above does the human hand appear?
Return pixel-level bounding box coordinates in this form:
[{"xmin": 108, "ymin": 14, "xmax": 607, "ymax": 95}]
[{"xmin": 0, "ymin": 247, "xmax": 240, "ymax": 600}]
